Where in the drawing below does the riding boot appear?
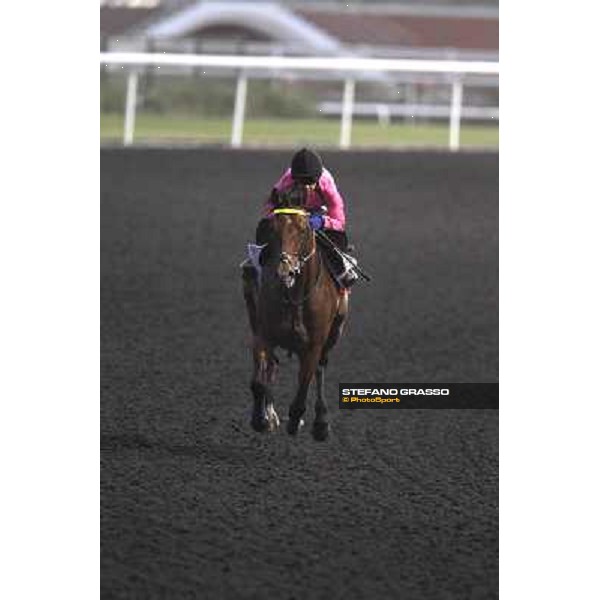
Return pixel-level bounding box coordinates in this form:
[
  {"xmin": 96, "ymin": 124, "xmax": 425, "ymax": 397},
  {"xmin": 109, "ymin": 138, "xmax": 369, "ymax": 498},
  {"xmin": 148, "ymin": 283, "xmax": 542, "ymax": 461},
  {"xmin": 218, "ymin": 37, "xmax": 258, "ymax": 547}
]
[
  {"xmin": 336, "ymin": 254, "xmax": 359, "ymax": 289},
  {"xmin": 332, "ymin": 235, "xmax": 358, "ymax": 288},
  {"xmin": 317, "ymin": 232, "xmax": 359, "ymax": 290}
]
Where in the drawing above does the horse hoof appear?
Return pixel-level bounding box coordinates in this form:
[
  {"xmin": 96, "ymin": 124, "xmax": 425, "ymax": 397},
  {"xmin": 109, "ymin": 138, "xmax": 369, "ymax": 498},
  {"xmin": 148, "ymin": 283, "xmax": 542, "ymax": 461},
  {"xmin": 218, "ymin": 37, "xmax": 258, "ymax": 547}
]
[
  {"xmin": 266, "ymin": 418, "xmax": 279, "ymax": 432},
  {"xmin": 251, "ymin": 416, "xmax": 269, "ymax": 433},
  {"xmin": 286, "ymin": 417, "xmax": 305, "ymax": 435},
  {"xmin": 312, "ymin": 421, "xmax": 330, "ymax": 441}
]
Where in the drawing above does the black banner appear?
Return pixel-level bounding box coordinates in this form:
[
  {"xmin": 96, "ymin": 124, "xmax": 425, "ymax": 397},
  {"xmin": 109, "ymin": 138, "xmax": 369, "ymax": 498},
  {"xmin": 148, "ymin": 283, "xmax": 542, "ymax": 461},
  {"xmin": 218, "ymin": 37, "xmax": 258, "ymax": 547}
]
[{"xmin": 338, "ymin": 383, "xmax": 498, "ymax": 409}]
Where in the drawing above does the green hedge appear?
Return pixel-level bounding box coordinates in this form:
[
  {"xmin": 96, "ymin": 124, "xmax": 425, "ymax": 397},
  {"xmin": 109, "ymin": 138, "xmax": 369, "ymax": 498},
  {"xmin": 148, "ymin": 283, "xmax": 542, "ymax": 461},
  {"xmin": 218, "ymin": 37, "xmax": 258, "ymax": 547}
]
[{"xmin": 100, "ymin": 73, "xmax": 317, "ymax": 118}]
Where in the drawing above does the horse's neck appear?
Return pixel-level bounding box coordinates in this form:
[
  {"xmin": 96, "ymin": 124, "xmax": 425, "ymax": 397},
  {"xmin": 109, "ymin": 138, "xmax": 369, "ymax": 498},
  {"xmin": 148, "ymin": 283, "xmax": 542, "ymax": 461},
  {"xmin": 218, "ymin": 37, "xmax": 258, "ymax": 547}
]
[{"xmin": 299, "ymin": 240, "xmax": 321, "ymax": 289}]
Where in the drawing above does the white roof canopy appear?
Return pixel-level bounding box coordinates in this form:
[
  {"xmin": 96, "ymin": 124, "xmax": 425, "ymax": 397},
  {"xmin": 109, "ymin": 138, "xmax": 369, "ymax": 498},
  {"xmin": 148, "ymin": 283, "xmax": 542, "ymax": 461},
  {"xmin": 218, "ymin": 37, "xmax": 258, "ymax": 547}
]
[{"xmin": 146, "ymin": 2, "xmax": 344, "ymax": 55}]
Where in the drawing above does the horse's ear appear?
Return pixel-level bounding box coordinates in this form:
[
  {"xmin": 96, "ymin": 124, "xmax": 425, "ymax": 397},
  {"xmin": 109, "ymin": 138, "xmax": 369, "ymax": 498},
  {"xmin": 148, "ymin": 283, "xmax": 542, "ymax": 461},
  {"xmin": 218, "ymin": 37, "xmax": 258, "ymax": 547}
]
[
  {"xmin": 271, "ymin": 188, "xmax": 296, "ymax": 208},
  {"xmin": 277, "ymin": 192, "xmax": 292, "ymax": 208},
  {"xmin": 270, "ymin": 188, "xmax": 282, "ymax": 207}
]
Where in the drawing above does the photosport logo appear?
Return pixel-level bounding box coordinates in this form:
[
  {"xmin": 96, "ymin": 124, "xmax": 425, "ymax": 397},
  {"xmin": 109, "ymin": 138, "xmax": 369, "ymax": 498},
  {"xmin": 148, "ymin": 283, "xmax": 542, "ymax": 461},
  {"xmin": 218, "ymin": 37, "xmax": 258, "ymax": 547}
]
[{"xmin": 338, "ymin": 384, "xmax": 498, "ymax": 409}]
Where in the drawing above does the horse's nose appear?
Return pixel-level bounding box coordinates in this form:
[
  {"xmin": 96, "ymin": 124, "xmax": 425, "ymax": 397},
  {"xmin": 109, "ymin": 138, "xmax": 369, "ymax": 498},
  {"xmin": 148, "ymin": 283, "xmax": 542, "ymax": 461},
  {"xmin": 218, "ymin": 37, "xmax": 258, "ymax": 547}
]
[{"xmin": 277, "ymin": 263, "xmax": 293, "ymax": 279}]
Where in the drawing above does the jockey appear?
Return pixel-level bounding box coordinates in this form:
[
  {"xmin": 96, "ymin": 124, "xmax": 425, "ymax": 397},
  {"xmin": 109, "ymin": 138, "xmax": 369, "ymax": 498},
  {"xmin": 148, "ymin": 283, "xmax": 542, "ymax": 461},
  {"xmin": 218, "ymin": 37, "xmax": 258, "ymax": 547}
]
[{"xmin": 252, "ymin": 148, "xmax": 359, "ymax": 289}]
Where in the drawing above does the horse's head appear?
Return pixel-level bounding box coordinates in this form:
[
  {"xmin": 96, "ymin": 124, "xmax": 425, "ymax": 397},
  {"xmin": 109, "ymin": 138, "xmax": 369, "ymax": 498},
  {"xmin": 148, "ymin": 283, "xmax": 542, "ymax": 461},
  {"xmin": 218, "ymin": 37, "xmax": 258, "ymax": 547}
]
[{"xmin": 269, "ymin": 208, "xmax": 315, "ymax": 289}]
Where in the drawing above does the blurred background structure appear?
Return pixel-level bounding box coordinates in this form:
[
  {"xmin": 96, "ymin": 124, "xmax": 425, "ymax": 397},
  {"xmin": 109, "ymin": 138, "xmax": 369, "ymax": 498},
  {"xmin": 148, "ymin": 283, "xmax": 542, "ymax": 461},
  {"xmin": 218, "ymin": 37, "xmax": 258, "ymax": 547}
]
[{"xmin": 100, "ymin": 0, "xmax": 499, "ymax": 149}]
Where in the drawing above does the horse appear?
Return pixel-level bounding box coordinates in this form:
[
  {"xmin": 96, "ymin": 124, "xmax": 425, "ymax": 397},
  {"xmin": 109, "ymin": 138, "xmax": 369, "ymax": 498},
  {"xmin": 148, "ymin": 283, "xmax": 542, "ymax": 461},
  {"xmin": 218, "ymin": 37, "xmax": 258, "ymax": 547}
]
[{"xmin": 242, "ymin": 206, "xmax": 349, "ymax": 441}]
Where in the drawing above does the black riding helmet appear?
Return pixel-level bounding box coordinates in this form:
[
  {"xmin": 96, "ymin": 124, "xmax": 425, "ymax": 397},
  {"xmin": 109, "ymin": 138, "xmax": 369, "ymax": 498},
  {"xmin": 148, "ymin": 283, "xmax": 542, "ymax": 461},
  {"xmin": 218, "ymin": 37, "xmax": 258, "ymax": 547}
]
[{"xmin": 291, "ymin": 148, "xmax": 323, "ymax": 184}]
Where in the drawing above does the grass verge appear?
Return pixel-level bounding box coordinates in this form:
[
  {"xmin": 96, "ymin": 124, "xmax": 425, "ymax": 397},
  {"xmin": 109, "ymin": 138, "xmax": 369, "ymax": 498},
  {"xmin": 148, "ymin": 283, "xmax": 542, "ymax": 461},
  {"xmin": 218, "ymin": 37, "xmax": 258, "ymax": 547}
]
[{"xmin": 101, "ymin": 113, "xmax": 499, "ymax": 148}]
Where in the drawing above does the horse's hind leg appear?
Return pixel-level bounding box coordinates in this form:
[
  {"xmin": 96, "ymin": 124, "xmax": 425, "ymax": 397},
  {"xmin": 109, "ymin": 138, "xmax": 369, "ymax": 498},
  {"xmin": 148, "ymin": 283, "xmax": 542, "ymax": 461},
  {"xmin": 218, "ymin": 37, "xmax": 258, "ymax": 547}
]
[
  {"xmin": 311, "ymin": 298, "xmax": 349, "ymax": 441},
  {"xmin": 287, "ymin": 346, "xmax": 321, "ymax": 436},
  {"xmin": 325, "ymin": 293, "xmax": 349, "ymax": 351},
  {"xmin": 250, "ymin": 344, "xmax": 279, "ymax": 433},
  {"xmin": 312, "ymin": 355, "xmax": 330, "ymax": 441}
]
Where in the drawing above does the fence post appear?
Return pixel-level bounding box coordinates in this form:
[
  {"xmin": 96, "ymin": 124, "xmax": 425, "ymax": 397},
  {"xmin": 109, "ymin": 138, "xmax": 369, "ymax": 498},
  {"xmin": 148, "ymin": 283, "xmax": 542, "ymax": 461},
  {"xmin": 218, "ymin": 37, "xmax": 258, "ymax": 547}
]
[
  {"xmin": 376, "ymin": 104, "xmax": 391, "ymax": 127},
  {"xmin": 449, "ymin": 77, "xmax": 464, "ymax": 151},
  {"xmin": 124, "ymin": 70, "xmax": 138, "ymax": 146},
  {"xmin": 231, "ymin": 73, "xmax": 248, "ymax": 148},
  {"xmin": 340, "ymin": 78, "xmax": 355, "ymax": 149}
]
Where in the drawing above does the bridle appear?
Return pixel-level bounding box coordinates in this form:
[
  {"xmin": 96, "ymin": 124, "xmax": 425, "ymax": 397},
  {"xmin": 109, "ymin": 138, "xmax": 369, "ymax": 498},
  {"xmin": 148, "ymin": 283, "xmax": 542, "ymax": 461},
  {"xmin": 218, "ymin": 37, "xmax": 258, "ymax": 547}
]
[
  {"xmin": 271, "ymin": 208, "xmax": 322, "ymax": 303},
  {"xmin": 279, "ymin": 246, "xmax": 316, "ymax": 277},
  {"xmin": 272, "ymin": 208, "xmax": 315, "ymax": 276}
]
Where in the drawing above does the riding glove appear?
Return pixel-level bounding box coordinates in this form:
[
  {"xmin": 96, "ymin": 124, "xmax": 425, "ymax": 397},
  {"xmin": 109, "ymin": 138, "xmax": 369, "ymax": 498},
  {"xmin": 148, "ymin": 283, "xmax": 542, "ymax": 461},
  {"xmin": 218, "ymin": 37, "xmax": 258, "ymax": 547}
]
[{"xmin": 309, "ymin": 214, "xmax": 325, "ymax": 230}]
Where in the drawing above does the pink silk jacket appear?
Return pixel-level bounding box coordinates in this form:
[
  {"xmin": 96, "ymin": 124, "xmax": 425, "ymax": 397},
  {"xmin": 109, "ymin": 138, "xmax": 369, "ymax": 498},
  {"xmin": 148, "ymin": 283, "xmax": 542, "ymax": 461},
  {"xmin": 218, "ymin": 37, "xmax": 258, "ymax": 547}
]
[{"xmin": 264, "ymin": 167, "xmax": 346, "ymax": 232}]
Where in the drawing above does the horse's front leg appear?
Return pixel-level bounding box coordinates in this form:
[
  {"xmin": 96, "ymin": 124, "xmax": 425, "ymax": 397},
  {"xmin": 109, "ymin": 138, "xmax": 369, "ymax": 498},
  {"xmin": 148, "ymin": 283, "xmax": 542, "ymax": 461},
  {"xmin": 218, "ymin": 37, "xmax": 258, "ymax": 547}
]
[
  {"xmin": 250, "ymin": 341, "xmax": 279, "ymax": 433},
  {"xmin": 242, "ymin": 264, "xmax": 259, "ymax": 335},
  {"xmin": 287, "ymin": 345, "xmax": 322, "ymax": 435}
]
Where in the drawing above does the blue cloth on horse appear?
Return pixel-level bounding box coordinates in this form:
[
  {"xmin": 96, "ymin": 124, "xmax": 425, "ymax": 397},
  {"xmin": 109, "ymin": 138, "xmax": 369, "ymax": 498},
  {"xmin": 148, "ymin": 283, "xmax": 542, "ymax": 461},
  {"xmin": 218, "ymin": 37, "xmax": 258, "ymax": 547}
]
[{"xmin": 243, "ymin": 243, "xmax": 267, "ymax": 281}]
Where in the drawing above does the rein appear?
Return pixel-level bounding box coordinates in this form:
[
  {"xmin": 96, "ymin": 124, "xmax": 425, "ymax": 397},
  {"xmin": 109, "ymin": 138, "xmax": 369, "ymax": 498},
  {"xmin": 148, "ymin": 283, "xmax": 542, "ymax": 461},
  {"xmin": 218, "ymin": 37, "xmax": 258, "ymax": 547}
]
[
  {"xmin": 280, "ymin": 245, "xmax": 315, "ymax": 274},
  {"xmin": 283, "ymin": 246, "xmax": 322, "ymax": 307},
  {"xmin": 270, "ymin": 208, "xmax": 322, "ymax": 305}
]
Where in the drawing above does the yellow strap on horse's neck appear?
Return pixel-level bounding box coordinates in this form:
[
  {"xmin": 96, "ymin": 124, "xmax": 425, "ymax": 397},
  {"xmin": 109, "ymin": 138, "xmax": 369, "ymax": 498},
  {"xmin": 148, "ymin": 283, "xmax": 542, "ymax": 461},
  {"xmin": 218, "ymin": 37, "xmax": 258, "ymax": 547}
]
[{"xmin": 272, "ymin": 208, "xmax": 307, "ymax": 216}]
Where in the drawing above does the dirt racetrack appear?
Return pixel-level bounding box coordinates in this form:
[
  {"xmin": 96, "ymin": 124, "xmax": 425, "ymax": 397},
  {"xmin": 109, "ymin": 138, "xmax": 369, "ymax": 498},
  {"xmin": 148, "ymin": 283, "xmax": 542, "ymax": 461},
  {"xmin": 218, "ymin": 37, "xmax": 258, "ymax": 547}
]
[{"xmin": 101, "ymin": 148, "xmax": 498, "ymax": 599}]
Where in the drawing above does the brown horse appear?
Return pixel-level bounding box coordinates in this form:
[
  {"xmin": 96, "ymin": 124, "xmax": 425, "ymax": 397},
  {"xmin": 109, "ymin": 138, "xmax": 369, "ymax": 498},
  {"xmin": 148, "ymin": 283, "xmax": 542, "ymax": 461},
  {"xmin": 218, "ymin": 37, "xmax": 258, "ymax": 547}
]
[{"xmin": 242, "ymin": 207, "xmax": 348, "ymax": 441}]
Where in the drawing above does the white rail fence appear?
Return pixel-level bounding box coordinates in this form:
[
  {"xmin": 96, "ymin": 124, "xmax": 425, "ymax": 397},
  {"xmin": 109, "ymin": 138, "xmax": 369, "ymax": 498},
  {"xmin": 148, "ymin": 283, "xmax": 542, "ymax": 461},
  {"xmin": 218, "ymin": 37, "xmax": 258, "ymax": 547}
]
[
  {"xmin": 318, "ymin": 102, "xmax": 499, "ymax": 122},
  {"xmin": 100, "ymin": 52, "xmax": 499, "ymax": 150}
]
